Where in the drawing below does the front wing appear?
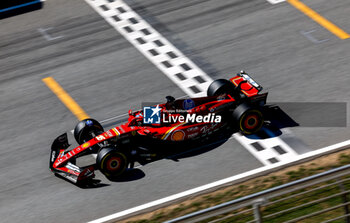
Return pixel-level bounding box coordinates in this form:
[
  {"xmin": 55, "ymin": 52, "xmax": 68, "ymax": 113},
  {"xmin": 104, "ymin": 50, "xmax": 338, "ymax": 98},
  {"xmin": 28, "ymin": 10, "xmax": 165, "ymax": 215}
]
[{"xmin": 49, "ymin": 133, "xmax": 95, "ymax": 184}]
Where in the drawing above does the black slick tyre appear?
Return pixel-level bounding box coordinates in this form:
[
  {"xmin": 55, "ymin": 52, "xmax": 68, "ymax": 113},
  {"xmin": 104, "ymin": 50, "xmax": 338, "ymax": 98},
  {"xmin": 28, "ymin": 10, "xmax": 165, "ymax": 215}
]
[
  {"xmin": 74, "ymin": 119, "xmax": 104, "ymax": 145},
  {"xmin": 96, "ymin": 147, "xmax": 128, "ymax": 177},
  {"xmin": 233, "ymin": 104, "xmax": 264, "ymax": 135},
  {"xmin": 207, "ymin": 79, "xmax": 235, "ymax": 97}
]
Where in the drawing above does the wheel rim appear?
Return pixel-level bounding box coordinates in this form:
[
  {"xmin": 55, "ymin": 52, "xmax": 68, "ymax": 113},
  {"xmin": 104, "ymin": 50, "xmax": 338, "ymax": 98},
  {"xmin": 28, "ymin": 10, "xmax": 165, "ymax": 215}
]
[
  {"xmin": 243, "ymin": 114, "xmax": 259, "ymax": 130},
  {"xmin": 101, "ymin": 152, "xmax": 127, "ymax": 177},
  {"xmin": 239, "ymin": 110, "xmax": 263, "ymax": 134},
  {"xmin": 106, "ymin": 156, "xmax": 122, "ymax": 172}
]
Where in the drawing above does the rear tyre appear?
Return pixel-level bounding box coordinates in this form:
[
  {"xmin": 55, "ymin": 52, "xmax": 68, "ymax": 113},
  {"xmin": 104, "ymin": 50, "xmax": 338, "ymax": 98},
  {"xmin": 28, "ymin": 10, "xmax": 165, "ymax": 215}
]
[
  {"xmin": 96, "ymin": 147, "xmax": 128, "ymax": 178},
  {"xmin": 74, "ymin": 119, "xmax": 104, "ymax": 145},
  {"xmin": 233, "ymin": 104, "xmax": 264, "ymax": 135},
  {"xmin": 207, "ymin": 79, "xmax": 235, "ymax": 97}
]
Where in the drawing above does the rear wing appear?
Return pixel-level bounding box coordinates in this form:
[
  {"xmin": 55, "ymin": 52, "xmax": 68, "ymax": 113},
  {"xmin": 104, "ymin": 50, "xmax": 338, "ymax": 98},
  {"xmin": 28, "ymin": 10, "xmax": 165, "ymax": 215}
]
[
  {"xmin": 238, "ymin": 72, "xmax": 263, "ymax": 91},
  {"xmin": 230, "ymin": 71, "xmax": 263, "ymax": 97}
]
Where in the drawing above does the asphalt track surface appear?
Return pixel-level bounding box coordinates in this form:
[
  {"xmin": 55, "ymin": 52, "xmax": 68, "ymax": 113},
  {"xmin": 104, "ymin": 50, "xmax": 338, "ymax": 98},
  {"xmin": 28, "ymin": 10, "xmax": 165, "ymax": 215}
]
[{"xmin": 0, "ymin": 0, "xmax": 350, "ymax": 222}]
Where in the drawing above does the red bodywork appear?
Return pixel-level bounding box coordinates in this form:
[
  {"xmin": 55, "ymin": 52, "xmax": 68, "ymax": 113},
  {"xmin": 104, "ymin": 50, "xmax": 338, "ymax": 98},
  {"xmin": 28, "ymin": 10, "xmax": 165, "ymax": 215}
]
[{"xmin": 50, "ymin": 74, "xmax": 266, "ymax": 184}]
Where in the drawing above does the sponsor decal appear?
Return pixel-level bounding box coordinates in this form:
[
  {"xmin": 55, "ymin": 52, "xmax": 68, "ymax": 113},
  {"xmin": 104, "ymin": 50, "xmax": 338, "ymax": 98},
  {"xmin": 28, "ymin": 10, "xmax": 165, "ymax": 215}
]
[
  {"xmin": 241, "ymin": 73, "xmax": 260, "ymax": 89},
  {"xmin": 96, "ymin": 135, "xmax": 106, "ymax": 141},
  {"xmin": 161, "ymin": 122, "xmax": 187, "ymax": 140},
  {"xmin": 55, "ymin": 150, "xmax": 78, "ymax": 167},
  {"xmin": 183, "ymin": 99, "xmax": 195, "ymax": 110},
  {"xmin": 187, "ymin": 126, "xmax": 199, "ymax": 132},
  {"xmin": 187, "ymin": 132, "xmax": 199, "ymax": 139},
  {"xmin": 107, "ymin": 130, "xmax": 113, "ymax": 137},
  {"xmin": 83, "ymin": 168, "xmax": 93, "ymax": 177},
  {"xmin": 112, "ymin": 128, "xmax": 120, "ymax": 136},
  {"xmin": 64, "ymin": 174, "xmax": 77, "ymax": 183},
  {"xmin": 171, "ymin": 130, "xmax": 185, "ymax": 141},
  {"xmin": 67, "ymin": 169, "xmax": 79, "ymax": 176},
  {"xmin": 67, "ymin": 163, "xmax": 80, "ymax": 172},
  {"xmin": 51, "ymin": 151, "xmax": 56, "ymax": 162},
  {"xmin": 58, "ymin": 151, "xmax": 64, "ymax": 158},
  {"xmin": 118, "ymin": 126, "xmax": 125, "ymax": 133},
  {"xmin": 200, "ymin": 123, "xmax": 219, "ymax": 134},
  {"xmin": 143, "ymin": 105, "xmax": 161, "ymax": 124},
  {"xmin": 82, "ymin": 142, "xmax": 90, "ymax": 148}
]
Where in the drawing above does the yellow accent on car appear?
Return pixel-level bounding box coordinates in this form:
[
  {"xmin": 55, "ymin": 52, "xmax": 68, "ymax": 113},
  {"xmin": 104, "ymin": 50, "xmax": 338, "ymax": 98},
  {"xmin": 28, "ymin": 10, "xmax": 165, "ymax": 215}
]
[
  {"xmin": 161, "ymin": 122, "xmax": 186, "ymax": 140},
  {"xmin": 112, "ymin": 128, "xmax": 120, "ymax": 136}
]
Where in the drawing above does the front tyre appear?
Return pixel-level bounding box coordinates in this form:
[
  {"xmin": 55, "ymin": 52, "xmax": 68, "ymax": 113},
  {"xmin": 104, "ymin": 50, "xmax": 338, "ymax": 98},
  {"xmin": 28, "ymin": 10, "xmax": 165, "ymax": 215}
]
[
  {"xmin": 233, "ymin": 104, "xmax": 264, "ymax": 135},
  {"xmin": 96, "ymin": 148, "xmax": 128, "ymax": 178},
  {"xmin": 74, "ymin": 119, "xmax": 104, "ymax": 145}
]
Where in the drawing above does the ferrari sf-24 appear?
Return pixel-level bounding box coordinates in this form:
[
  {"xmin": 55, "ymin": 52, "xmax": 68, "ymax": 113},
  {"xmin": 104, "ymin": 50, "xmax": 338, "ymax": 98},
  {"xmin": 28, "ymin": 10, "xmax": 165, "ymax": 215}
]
[{"xmin": 50, "ymin": 71, "xmax": 268, "ymax": 184}]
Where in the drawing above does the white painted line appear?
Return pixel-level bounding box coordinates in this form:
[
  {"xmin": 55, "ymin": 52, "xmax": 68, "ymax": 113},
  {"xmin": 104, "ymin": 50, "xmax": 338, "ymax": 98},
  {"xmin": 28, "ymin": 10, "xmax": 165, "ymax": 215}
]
[
  {"xmin": 84, "ymin": 0, "xmax": 211, "ymax": 97},
  {"xmin": 233, "ymin": 132, "xmax": 298, "ymax": 165},
  {"xmin": 38, "ymin": 27, "xmax": 63, "ymax": 41},
  {"xmin": 266, "ymin": 0, "xmax": 286, "ymax": 4},
  {"xmin": 300, "ymin": 30, "xmax": 329, "ymax": 43},
  {"xmin": 88, "ymin": 165, "xmax": 286, "ymax": 223},
  {"xmin": 88, "ymin": 138, "xmax": 350, "ymax": 223}
]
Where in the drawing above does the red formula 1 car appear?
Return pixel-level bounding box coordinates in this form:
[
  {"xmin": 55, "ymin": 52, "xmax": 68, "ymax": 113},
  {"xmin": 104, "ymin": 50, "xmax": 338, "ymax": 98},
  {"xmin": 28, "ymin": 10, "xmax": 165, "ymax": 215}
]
[{"xmin": 50, "ymin": 71, "xmax": 268, "ymax": 184}]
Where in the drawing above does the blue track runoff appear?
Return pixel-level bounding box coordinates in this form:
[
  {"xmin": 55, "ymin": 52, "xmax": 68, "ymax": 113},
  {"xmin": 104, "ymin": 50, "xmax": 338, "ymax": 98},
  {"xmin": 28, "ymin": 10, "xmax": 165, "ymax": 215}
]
[{"xmin": 0, "ymin": 0, "xmax": 42, "ymax": 13}]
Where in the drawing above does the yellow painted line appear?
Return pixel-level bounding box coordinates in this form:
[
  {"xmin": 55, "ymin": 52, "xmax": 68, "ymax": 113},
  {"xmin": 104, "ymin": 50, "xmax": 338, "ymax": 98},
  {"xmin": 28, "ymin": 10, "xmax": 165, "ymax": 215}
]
[
  {"xmin": 288, "ymin": 0, "xmax": 350, "ymax": 39},
  {"xmin": 42, "ymin": 77, "xmax": 90, "ymax": 121}
]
